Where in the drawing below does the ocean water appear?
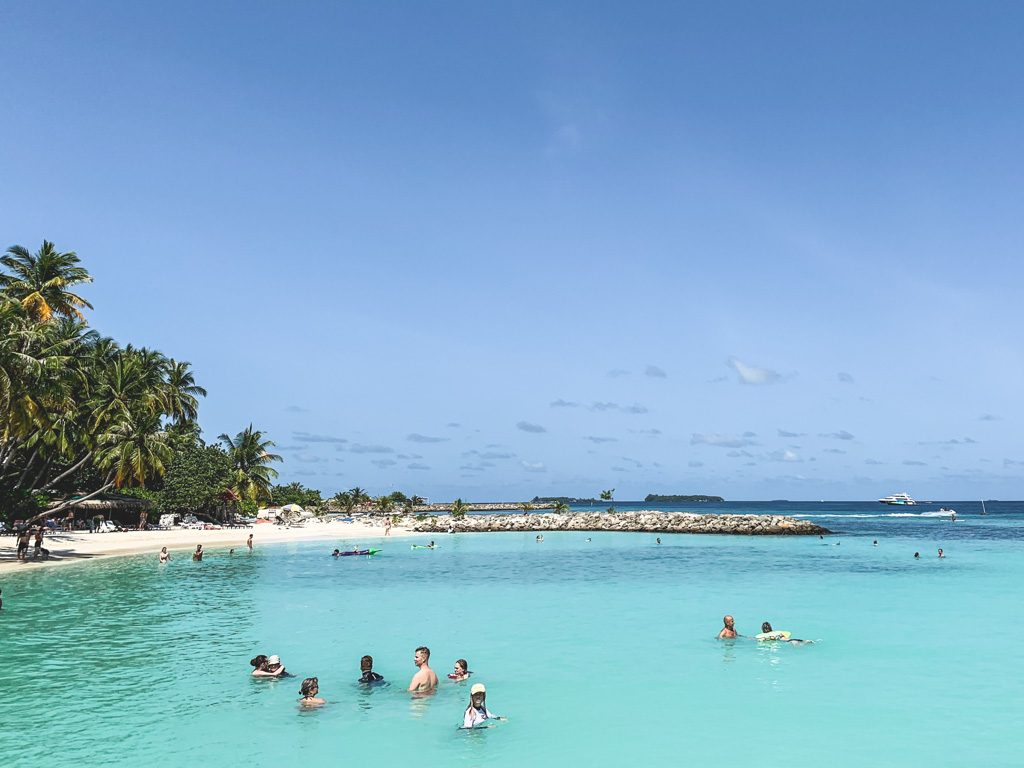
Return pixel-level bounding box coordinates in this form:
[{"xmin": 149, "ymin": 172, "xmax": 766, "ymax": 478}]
[{"xmin": 1, "ymin": 500, "xmax": 1022, "ymax": 767}]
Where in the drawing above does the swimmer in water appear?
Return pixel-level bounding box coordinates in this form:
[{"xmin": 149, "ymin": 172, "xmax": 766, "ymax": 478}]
[
  {"xmin": 535, "ymin": 535, "xmax": 544, "ymax": 543},
  {"xmin": 758, "ymin": 621, "xmax": 812, "ymax": 644},
  {"xmin": 656, "ymin": 537, "xmax": 661, "ymax": 545},
  {"xmin": 462, "ymin": 683, "xmax": 505, "ymax": 728},
  {"xmin": 299, "ymin": 677, "xmax": 325, "ymax": 707},
  {"xmin": 873, "ymin": 540, "xmax": 878, "ymax": 546},
  {"xmin": 250, "ymin": 654, "xmax": 285, "ymax": 677},
  {"xmin": 718, "ymin": 615, "xmax": 738, "ymax": 639},
  {"xmin": 192, "ymin": 544, "xmax": 203, "ymax": 561},
  {"xmin": 448, "ymin": 659, "xmax": 471, "ymax": 681},
  {"xmin": 914, "ymin": 552, "xmax": 920, "ymax": 559},
  {"xmin": 359, "ymin": 655, "xmax": 384, "ymax": 684},
  {"xmin": 938, "ymin": 548, "xmax": 945, "ymax": 558},
  {"xmin": 586, "ymin": 537, "xmax": 592, "ymax": 542},
  {"xmin": 408, "ymin": 646, "xmax": 439, "ymax": 694},
  {"xmin": 159, "ymin": 547, "xmax": 170, "ymax": 563},
  {"xmin": 332, "ymin": 549, "xmax": 341, "ymax": 557}
]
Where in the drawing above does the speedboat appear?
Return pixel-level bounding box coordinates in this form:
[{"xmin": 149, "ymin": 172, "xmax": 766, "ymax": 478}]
[{"xmin": 879, "ymin": 492, "xmax": 917, "ymax": 505}]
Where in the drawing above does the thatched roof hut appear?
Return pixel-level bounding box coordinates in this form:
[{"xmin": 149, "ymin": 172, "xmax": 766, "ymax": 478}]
[{"xmin": 47, "ymin": 494, "xmax": 153, "ymax": 523}]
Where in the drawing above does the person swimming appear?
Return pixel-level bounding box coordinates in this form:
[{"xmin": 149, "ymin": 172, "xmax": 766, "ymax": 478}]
[
  {"xmin": 757, "ymin": 621, "xmax": 812, "ymax": 644},
  {"xmin": 359, "ymin": 654, "xmax": 384, "ymax": 684},
  {"xmin": 448, "ymin": 659, "xmax": 471, "ymax": 681},
  {"xmin": 462, "ymin": 683, "xmax": 505, "ymax": 728},
  {"xmin": 192, "ymin": 544, "xmax": 203, "ymax": 561},
  {"xmin": 914, "ymin": 552, "xmax": 921, "ymax": 559},
  {"xmin": 718, "ymin": 615, "xmax": 738, "ymax": 639},
  {"xmin": 938, "ymin": 548, "xmax": 945, "ymax": 558},
  {"xmin": 656, "ymin": 537, "xmax": 661, "ymax": 544},
  {"xmin": 299, "ymin": 676, "xmax": 325, "ymax": 707},
  {"xmin": 332, "ymin": 549, "xmax": 341, "ymax": 557}
]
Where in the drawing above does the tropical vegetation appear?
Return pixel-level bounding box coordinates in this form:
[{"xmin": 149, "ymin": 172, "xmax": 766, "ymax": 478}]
[{"xmin": 0, "ymin": 240, "xmax": 281, "ymax": 523}]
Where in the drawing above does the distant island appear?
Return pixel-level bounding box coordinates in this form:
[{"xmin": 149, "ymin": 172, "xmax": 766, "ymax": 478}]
[
  {"xmin": 532, "ymin": 496, "xmax": 598, "ymax": 504},
  {"xmin": 644, "ymin": 494, "xmax": 724, "ymax": 503}
]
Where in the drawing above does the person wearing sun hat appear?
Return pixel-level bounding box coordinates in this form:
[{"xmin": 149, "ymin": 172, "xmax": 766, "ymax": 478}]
[{"xmin": 462, "ymin": 683, "xmax": 506, "ymax": 729}]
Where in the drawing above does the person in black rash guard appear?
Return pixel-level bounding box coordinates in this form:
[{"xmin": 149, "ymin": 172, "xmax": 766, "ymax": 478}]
[{"xmin": 359, "ymin": 655, "xmax": 384, "ymax": 683}]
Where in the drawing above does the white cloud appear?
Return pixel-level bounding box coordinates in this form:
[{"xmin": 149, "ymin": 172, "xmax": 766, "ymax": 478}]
[
  {"xmin": 350, "ymin": 443, "xmax": 394, "ymax": 454},
  {"xmin": 584, "ymin": 436, "xmax": 618, "ymax": 444},
  {"xmin": 521, "ymin": 461, "xmax": 546, "ymax": 472},
  {"xmin": 550, "ymin": 399, "xmax": 579, "ymax": 408},
  {"xmin": 407, "ymin": 433, "xmax": 448, "ymax": 443},
  {"xmin": 820, "ymin": 430, "xmax": 855, "ymax": 441},
  {"xmin": 727, "ymin": 357, "xmax": 781, "ymax": 385}
]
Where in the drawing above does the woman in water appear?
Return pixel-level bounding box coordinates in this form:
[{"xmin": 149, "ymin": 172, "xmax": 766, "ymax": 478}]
[
  {"xmin": 299, "ymin": 677, "xmax": 325, "ymax": 707},
  {"xmin": 758, "ymin": 621, "xmax": 812, "ymax": 645},
  {"xmin": 462, "ymin": 683, "xmax": 504, "ymax": 728},
  {"xmin": 159, "ymin": 547, "xmax": 170, "ymax": 563},
  {"xmin": 448, "ymin": 659, "xmax": 471, "ymax": 681},
  {"xmin": 251, "ymin": 654, "xmax": 287, "ymax": 677}
]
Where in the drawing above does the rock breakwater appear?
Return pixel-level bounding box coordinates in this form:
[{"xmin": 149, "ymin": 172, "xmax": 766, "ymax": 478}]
[{"xmin": 412, "ymin": 511, "xmax": 829, "ymax": 536}]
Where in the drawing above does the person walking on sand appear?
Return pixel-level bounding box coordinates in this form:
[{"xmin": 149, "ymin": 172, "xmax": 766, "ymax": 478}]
[
  {"xmin": 385, "ymin": 518, "xmax": 391, "ymax": 537},
  {"xmin": 718, "ymin": 615, "xmax": 738, "ymax": 639},
  {"xmin": 247, "ymin": 534, "xmax": 253, "ymax": 551},
  {"xmin": 408, "ymin": 646, "xmax": 439, "ymax": 694}
]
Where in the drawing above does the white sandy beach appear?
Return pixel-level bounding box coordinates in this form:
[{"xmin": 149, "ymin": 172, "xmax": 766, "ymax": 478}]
[{"xmin": 0, "ymin": 519, "xmax": 422, "ymax": 574}]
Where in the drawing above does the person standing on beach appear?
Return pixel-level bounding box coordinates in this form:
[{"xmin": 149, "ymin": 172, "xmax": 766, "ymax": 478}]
[
  {"xmin": 16, "ymin": 529, "xmax": 31, "ymax": 561},
  {"xmin": 718, "ymin": 615, "xmax": 738, "ymax": 639},
  {"xmin": 247, "ymin": 534, "xmax": 253, "ymax": 551},
  {"xmin": 33, "ymin": 526, "xmax": 44, "ymax": 558},
  {"xmin": 138, "ymin": 511, "xmax": 148, "ymax": 531},
  {"xmin": 408, "ymin": 646, "xmax": 439, "ymax": 693},
  {"xmin": 385, "ymin": 518, "xmax": 391, "ymax": 536}
]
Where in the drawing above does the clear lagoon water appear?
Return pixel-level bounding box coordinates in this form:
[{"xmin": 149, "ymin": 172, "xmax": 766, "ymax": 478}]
[{"xmin": 2, "ymin": 500, "xmax": 1022, "ymax": 767}]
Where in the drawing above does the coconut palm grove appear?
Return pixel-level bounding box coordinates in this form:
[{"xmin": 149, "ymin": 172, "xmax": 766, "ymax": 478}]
[{"xmin": 0, "ymin": 240, "xmax": 319, "ymax": 525}]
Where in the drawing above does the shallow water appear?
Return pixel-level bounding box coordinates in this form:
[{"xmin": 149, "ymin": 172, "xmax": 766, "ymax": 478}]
[{"xmin": 1, "ymin": 502, "xmax": 1022, "ymax": 767}]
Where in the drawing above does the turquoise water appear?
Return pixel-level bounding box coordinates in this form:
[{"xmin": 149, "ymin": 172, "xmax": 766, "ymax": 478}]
[{"xmin": 2, "ymin": 504, "xmax": 1023, "ymax": 767}]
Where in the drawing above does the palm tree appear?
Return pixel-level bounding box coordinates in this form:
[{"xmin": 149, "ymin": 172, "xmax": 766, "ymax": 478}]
[
  {"xmin": 218, "ymin": 425, "xmax": 281, "ymax": 503},
  {"xmin": 600, "ymin": 489, "xmax": 614, "ymax": 502},
  {"xmin": 403, "ymin": 494, "xmax": 425, "ymax": 516},
  {"xmin": 450, "ymin": 498, "xmax": 469, "ymax": 519},
  {"xmin": 517, "ymin": 501, "xmax": 533, "ymax": 515},
  {"xmin": 162, "ymin": 359, "xmax": 207, "ymax": 426},
  {"xmin": 554, "ymin": 501, "xmax": 570, "ymax": 514},
  {"xmin": 1, "ymin": 241, "xmax": 93, "ymax": 322},
  {"xmin": 348, "ymin": 486, "xmax": 370, "ymax": 512},
  {"xmin": 374, "ymin": 495, "xmax": 395, "ymax": 516},
  {"xmin": 95, "ymin": 412, "xmax": 172, "ymax": 488}
]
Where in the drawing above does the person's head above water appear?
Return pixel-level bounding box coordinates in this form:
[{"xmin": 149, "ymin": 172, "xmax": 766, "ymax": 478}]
[
  {"xmin": 470, "ymin": 682, "xmax": 486, "ymax": 706},
  {"xmin": 723, "ymin": 615, "xmax": 735, "ymax": 629},
  {"xmin": 300, "ymin": 677, "xmax": 319, "ymax": 697},
  {"xmin": 454, "ymin": 659, "xmax": 468, "ymax": 674},
  {"xmin": 762, "ymin": 622, "xmax": 773, "ymax": 633},
  {"xmin": 414, "ymin": 646, "xmax": 430, "ymax": 666},
  {"xmin": 250, "ymin": 655, "xmax": 268, "ymax": 669},
  {"xmin": 361, "ymin": 655, "xmax": 374, "ymax": 672}
]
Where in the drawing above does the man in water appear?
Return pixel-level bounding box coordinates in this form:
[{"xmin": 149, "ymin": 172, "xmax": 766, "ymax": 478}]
[
  {"xmin": 938, "ymin": 548, "xmax": 945, "ymax": 558},
  {"xmin": 718, "ymin": 615, "xmax": 738, "ymax": 639},
  {"xmin": 914, "ymin": 552, "xmax": 920, "ymax": 559},
  {"xmin": 408, "ymin": 646, "xmax": 439, "ymax": 693},
  {"xmin": 192, "ymin": 544, "xmax": 203, "ymax": 561},
  {"xmin": 359, "ymin": 655, "xmax": 384, "ymax": 684},
  {"xmin": 247, "ymin": 533, "xmax": 254, "ymax": 551}
]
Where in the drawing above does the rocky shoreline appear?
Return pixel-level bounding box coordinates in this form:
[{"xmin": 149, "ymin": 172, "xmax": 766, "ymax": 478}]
[{"xmin": 411, "ymin": 511, "xmax": 830, "ymax": 536}]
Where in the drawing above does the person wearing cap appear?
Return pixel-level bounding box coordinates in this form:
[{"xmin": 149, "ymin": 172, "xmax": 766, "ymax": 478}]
[
  {"xmin": 251, "ymin": 654, "xmax": 286, "ymax": 677},
  {"xmin": 462, "ymin": 683, "xmax": 505, "ymax": 728}
]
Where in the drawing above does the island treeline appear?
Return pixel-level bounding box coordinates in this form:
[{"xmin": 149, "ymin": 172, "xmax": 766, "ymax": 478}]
[{"xmin": 644, "ymin": 494, "xmax": 724, "ymax": 503}]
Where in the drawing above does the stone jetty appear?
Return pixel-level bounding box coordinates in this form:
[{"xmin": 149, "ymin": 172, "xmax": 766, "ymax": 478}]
[{"xmin": 412, "ymin": 511, "xmax": 829, "ymax": 536}]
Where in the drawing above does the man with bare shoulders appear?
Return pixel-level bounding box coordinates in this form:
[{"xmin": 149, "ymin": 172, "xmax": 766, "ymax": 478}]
[
  {"xmin": 718, "ymin": 615, "xmax": 738, "ymax": 639},
  {"xmin": 408, "ymin": 646, "xmax": 439, "ymax": 693}
]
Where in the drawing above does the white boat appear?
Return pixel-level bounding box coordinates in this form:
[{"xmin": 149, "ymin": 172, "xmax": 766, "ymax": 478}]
[{"xmin": 879, "ymin": 492, "xmax": 917, "ymax": 506}]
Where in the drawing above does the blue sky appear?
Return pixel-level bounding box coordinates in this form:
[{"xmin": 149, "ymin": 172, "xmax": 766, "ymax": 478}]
[{"xmin": 2, "ymin": 1, "xmax": 1022, "ymax": 500}]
